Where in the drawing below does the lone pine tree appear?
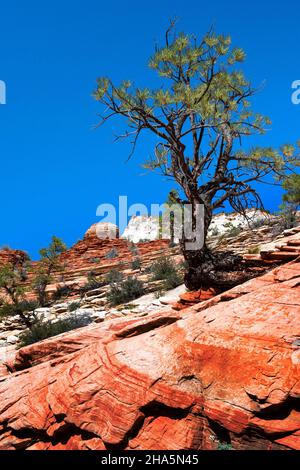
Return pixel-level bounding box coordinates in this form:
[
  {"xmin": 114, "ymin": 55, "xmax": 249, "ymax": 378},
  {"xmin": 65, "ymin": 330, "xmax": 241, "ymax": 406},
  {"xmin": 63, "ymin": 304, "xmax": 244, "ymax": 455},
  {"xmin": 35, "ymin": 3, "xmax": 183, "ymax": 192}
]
[
  {"xmin": 32, "ymin": 236, "xmax": 67, "ymax": 307},
  {"xmin": 94, "ymin": 23, "xmax": 299, "ymax": 289}
]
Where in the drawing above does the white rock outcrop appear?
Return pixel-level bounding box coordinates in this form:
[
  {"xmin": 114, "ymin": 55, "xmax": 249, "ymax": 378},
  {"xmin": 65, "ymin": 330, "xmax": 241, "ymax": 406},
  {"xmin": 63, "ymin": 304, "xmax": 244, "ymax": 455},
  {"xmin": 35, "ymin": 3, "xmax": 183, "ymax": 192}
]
[
  {"xmin": 121, "ymin": 215, "xmax": 160, "ymax": 243},
  {"xmin": 121, "ymin": 210, "xmax": 270, "ymax": 243}
]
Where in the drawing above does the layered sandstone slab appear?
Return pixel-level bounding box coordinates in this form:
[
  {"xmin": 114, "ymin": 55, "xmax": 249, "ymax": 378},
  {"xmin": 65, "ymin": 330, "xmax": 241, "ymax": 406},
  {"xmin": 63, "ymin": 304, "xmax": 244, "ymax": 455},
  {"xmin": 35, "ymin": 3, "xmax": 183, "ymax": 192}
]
[{"xmin": 0, "ymin": 260, "xmax": 299, "ymax": 450}]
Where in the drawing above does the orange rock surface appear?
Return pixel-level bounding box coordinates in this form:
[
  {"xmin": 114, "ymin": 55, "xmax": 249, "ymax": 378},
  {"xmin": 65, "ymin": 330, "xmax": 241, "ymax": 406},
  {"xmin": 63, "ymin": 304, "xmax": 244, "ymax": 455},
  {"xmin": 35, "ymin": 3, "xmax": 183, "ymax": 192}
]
[
  {"xmin": 174, "ymin": 288, "xmax": 218, "ymax": 310},
  {"xmin": 0, "ymin": 258, "xmax": 299, "ymax": 450}
]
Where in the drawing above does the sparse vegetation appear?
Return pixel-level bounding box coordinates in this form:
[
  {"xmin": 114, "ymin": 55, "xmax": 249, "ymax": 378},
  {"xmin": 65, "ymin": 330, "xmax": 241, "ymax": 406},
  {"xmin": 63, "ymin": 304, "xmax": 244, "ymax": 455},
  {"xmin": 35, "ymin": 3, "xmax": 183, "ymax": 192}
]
[
  {"xmin": 150, "ymin": 256, "xmax": 178, "ymax": 280},
  {"xmin": 90, "ymin": 257, "xmax": 101, "ymax": 263},
  {"xmin": 150, "ymin": 256, "xmax": 183, "ymax": 290},
  {"xmin": 210, "ymin": 226, "xmax": 220, "ymax": 237},
  {"xmin": 32, "ymin": 236, "xmax": 67, "ymax": 307},
  {"xmin": 0, "ymin": 253, "xmax": 35, "ymax": 328},
  {"xmin": 68, "ymin": 301, "xmax": 81, "ymax": 312},
  {"xmin": 105, "ymin": 269, "xmax": 124, "ymax": 283},
  {"xmin": 269, "ymin": 172, "xmax": 300, "ymax": 231},
  {"xmin": 18, "ymin": 314, "xmax": 92, "ymax": 348},
  {"xmin": 217, "ymin": 442, "xmax": 233, "ymax": 450},
  {"xmin": 224, "ymin": 223, "xmax": 243, "ymax": 238},
  {"xmin": 105, "ymin": 248, "xmax": 119, "ymax": 259},
  {"xmin": 129, "ymin": 243, "xmax": 139, "ymax": 255},
  {"xmin": 278, "ymin": 206, "xmax": 298, "ymax": 230},
  {"xmin": 282, "ymin": 173, "xmax": 300, "ymax": 215},
  {"xmin": 108, "ymin": 277, "xmax": 145, "ymax": 306},
  {"xmin": 131, "ymin": 258, "xmax": 141, "ymax": 270},
  {"xmin": 32, "ymin": 272, "xmax": 51, "ymax": 307}
]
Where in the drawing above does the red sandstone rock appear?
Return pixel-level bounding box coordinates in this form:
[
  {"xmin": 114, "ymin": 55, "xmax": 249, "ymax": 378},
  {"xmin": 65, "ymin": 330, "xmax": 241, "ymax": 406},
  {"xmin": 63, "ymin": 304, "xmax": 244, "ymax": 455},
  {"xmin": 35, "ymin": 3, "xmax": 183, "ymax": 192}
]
[
  {"xmin": 2, "ymin": 222, "xmax": 298, "ymax": 303},
  {"xmin": 0, "ymin": 231, "xmax": 179, "ymax": 302},
  {"xmin": 173, "ymin": 288, "xmax": 217, "ymax": 310},
  {"xmin": 179, "ymin": 290, "xmax": 202, "ymax": 303},
  {"xmin": 0, "ymin": 248, "xmax": 28, "ymax": 267},
  {"xmin": 0, "ymin": 259, "xmax": 299, "ymax": 450}
]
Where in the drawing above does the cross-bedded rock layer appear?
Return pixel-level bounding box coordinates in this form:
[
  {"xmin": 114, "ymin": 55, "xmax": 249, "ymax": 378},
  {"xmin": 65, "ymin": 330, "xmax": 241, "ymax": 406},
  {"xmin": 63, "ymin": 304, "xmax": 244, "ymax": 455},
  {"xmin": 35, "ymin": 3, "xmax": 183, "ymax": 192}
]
[{"xmin": 0, "ymin": 258, "xmax": 299, "ymax": 450}]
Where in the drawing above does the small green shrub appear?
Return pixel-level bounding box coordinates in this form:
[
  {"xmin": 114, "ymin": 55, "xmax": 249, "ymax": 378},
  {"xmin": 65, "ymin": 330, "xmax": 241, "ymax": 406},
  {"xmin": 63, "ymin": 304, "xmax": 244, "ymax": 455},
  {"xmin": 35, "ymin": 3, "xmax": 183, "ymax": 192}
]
[
  {"xmin": 150, "ymin": 256, "xmax": 177, "ymax": 280},
  {"xmin": 129, "ymin": 243, "xmax": 139, "ymax": 255},
  {"xmin": 68, "ymin": 301, "xmax": 81, "ymax": 312},
  {"xmin": 105, "ymin": 248, "xmax": 119, "ymax": 259},
  {"xmin": 217, "ymin": 442, "xmax": 233, "ymax": 450},
  {"xmin": 210, "ymin": 226, "xmax": 220, "ymax": 236},
  {"xmin": 105, "ymin": 269, "xmax": 124, "ymax": 283},
  {"xmin": 150, "ymin": 256, "xmax": 183, "ymax": 290},
  {"xmin": 131, "ymin": 258, "xmax": 141, "ymax": 270},
  {"xmin": 18, "ymin": 314, "xmax": 93, "ymax": 348},
  {"xmin": 108, "ymin": 277, "xmax": 145, "ymax": 306},
  {"xmin": 225, "ymin": 225, "xmax": 242, "ymax": 238},
  {"xmin": 90, "ymin": 257, "xmax": 101, "ymax": 263}
]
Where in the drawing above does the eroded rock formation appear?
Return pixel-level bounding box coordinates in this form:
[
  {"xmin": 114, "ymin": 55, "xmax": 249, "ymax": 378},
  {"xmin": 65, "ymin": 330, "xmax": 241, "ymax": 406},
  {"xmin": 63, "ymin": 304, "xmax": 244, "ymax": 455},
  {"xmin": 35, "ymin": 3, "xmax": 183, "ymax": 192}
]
[
  {"xmin": 0, "ymin": 258, "xmax": 299, "ymax": 450},
  {"xmin": 0, "ymin": 248, "xmax": 28, "ymax": 268}
]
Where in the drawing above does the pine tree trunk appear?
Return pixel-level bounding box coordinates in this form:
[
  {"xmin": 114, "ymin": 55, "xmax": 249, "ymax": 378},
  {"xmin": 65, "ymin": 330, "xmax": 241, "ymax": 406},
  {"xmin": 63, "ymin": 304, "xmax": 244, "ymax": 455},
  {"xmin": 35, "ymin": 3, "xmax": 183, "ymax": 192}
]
[
  {"xmin": 181, "ymin": 204, "xmax": 212, "ymax": 290},
  {"xmin": 181, "ymin": 204, "xmax": 244, "ymax": 291}
]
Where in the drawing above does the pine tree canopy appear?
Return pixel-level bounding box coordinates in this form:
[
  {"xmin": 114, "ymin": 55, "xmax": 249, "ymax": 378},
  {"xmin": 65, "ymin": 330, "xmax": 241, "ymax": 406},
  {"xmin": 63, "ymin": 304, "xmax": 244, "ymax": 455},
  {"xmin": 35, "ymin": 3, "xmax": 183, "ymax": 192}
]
[{"xmin": 94, "ymin": 23, "xmax": 300, "ymax": 217}]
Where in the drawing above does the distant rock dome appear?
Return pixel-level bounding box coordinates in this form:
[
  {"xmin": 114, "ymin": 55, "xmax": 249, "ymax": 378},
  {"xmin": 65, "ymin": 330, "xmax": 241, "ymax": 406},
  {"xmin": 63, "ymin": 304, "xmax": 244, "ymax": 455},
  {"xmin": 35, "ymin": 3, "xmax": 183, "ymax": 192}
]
[{"xmin": 84, "ymin": 222, "xmax": 119, "ymax": 239}]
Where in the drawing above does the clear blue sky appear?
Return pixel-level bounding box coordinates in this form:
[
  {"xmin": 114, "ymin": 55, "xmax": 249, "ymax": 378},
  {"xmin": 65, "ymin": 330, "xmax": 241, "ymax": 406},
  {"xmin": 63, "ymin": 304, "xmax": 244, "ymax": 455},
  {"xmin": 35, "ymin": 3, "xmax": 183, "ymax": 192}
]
[{"xmin": 0, "ymin": 0, "xmax": 299, "ymax": 258}]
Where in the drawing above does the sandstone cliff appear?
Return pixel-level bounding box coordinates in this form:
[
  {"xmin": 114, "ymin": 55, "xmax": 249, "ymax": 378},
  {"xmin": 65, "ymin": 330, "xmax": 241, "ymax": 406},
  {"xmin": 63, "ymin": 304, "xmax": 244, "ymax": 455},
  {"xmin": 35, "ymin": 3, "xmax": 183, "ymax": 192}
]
[{"xmin": 0, "ymin": 258, "xmax": 299, "ymax": 450}]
